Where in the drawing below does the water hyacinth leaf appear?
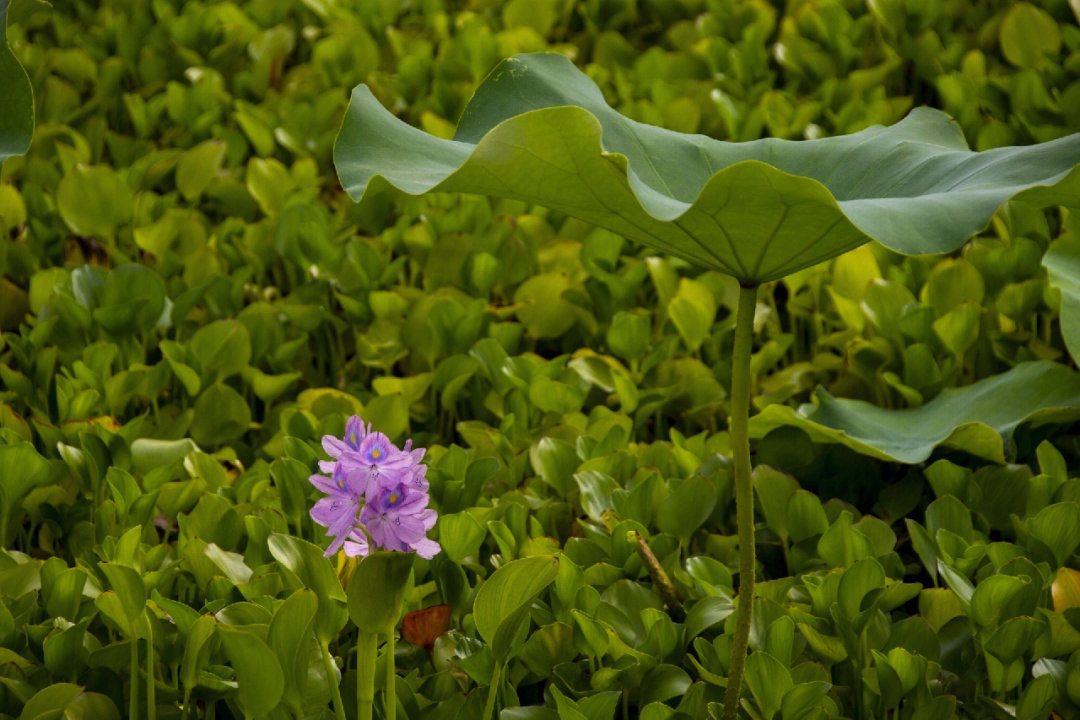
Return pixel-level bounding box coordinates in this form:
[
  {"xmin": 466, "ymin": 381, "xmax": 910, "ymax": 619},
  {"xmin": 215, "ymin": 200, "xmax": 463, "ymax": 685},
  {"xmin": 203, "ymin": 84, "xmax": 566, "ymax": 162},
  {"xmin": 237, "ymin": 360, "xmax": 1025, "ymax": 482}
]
[
  {"xmin": 190, "ymin": 382, "xmax": 251, "ymax": 447},
  {"xmin": 217, "ymin": 624, "xmax": 285, "ymax": 717},
  {"xmin": 180, "ymin": 615, "xmax": 216, "ymax": 697},
  {"xmin": 176, "ymin": 139, "xmax": 227, "ymax": 201},
  {"xmin": 335, "ymin": 53, "xmax": 1080, "ymax": 286},
  {"xmin": 0, "ymin": 0, "xmax": 33, "ymax": 173},
  {"xmin": 0, "ymin": 442, "xmax": 49, "ymax": 545},
  {"xmin": 189, "ymin": 319, "xmax": 252, "ymax": 384},
  {"xmin": 1015, "ymin": 673, "xmax": 1057, "ymax": 720},
  {"xmin": 92, "ymin": 265, "xmax": 167, "ymax": 334},
  {"xmin": 744, "ymin": 651, "xmax": 792, "ymax": 720},
  {"xmin": 1028, "ymin": 502, "xmax": 1080, "ymax": 568},
  {"xmin": 347, "ymin": 550, "xmax": 415, "ymax": 634},
  {"xmin": 655, "ymin": 475, "xmax": 718, "ymax": 540},
  {"xmin": 749, "ymin": 361, "xmax": 1080, "ymax": 464},
  {"xmin": 98, "ymin": 563, "xmax": 147, "ymax": 630},
  {"xmin": 639, "ymin": 664, "xmax": 692, "ymax": 706},
  {"xmin": 267, "ymin": 589, "xmax": 318, "ymax": 714},
  {"xmin": 999, "ymin": 2, "xmax": 1060, "ymax": 69},
  {"xmin": 267, "ymin": 533, "xmax": 348, "ymax": 642},
  {"xmin": 16, "ymin": 683, "xmax": 86, "ymax": 720},
  {"xmin": 56, "ymin": 165, "xmax": 134, "ymax": 239},
  {"xmin": 63, "ymin": 691, "xmax": 122, "ymax": 720},
  {"xmin": 437, "ymin": 512, "xmax": 486, "ymax": 564},
  {"xmin": 473, "ymin": 555, "xmax": 559, "ymax": 662}
]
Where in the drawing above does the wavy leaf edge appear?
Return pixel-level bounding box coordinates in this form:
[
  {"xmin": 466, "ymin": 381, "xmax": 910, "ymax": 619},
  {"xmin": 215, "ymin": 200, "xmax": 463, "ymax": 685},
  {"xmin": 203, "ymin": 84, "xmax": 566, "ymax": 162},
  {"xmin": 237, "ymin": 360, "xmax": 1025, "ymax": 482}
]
[
  {"xmin": 748, "ymin": 361, "xmax": 1080, "ymax": 464},
  {"xmin": 334, "ymin": 53, "xmax": 1080, "ymax": 284}
]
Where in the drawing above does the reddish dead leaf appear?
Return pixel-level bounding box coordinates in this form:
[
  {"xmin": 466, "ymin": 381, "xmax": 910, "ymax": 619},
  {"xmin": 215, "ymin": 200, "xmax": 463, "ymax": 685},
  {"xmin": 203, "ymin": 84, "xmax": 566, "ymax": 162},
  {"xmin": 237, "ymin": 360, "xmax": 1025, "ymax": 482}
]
[{"xmin": 402, "ymin": 604, "xmax": 452, "ymax": 653}]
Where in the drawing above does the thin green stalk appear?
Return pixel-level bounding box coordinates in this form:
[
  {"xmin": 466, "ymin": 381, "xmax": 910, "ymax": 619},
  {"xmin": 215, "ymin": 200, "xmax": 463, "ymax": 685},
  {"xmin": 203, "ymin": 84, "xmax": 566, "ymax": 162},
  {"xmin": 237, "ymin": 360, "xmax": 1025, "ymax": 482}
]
[
  {"xmin": 130, "ymin": 637, "xmax": 140, "ymax": 720},
  {"xmin": 146, "ymin": 621, "xmax": 156, "ymax": 720},
  {"xmin": 385, "ymin": 630, "xmax": 396, "ymax": 720},
  {"xmin": 721, "ymin": 283, "xmax": 759, "ymax": 720},
  {"xmin": 482, "ymin": 661, "xmax": 503, "ymax": 720},
  {"xmin": 320, "ymin": 643, "xmax": 347, "ymax": 720},
  {"xmin": 356, "ymin": 631, "xmax": 377, "ymax": 720}
]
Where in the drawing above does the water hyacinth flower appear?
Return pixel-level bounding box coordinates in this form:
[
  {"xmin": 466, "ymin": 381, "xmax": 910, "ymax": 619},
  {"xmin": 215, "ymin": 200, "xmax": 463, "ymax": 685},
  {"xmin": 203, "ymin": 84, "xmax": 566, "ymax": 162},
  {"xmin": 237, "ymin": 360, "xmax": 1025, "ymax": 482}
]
[
  {"xmin": 360, "ymin": 482, "xmax": 440, "ymax": 558},
  {"xmin": 309, "ymin": 416, "xmax": 440, "ymax": 559}
]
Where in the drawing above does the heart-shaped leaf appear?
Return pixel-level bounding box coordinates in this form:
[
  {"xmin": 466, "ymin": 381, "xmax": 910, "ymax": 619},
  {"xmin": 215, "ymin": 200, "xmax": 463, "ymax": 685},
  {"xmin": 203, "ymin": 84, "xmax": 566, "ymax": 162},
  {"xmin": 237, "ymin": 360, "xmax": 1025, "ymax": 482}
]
[
  {"xmin": 335, "ymin": 53, "xmax": 1080, "ymax": 285},
  {"xmin": 473, "ymin": 555, "xmax": 559, "ymax": 663},
  {"xmin": 217, "ymin": 624, "xmax": 285, "ymax": 717}
]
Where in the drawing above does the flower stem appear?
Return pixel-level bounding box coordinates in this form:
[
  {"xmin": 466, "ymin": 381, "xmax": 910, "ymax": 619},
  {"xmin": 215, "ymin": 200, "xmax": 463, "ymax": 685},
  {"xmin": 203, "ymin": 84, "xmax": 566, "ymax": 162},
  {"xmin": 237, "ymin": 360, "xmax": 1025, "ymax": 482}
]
[
  {"xmin": 385, "ymin": 629, "xmax": 396, "ymax": 720},
  {"xmin": 483, "ymin": 661, "xmax": 503, "ymax": 720},
  {"xmin": 321, "ymin": 642, "xmax": 347, "ymax": 720},
  {"xmin": 356, "ymin": 632, "xmax": 377, "ymax": 720},
  {"xmin": 721, "ymin": 283, "xmax": 758, "ymax": 720}
]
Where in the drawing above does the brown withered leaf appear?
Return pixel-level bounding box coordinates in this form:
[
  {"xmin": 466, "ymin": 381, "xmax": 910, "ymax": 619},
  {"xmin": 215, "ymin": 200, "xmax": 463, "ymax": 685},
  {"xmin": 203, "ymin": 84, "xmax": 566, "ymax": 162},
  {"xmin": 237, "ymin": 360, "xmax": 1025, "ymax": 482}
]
[{"xmin": 402, "ymin": 604, "xmax": 452, "ymax": 652}]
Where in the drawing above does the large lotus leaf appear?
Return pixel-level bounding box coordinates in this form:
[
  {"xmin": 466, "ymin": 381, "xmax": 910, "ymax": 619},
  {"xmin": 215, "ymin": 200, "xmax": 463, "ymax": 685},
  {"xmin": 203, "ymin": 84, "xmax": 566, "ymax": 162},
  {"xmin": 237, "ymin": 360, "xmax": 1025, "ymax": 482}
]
[
  {"xmin": 335, "ymin": 53, "xmax": 1080, "ymax": 285},
  {"xmin": 1044, "ymin": 235, "xmax": 1080, "ymax": 365},
  {"xmin": 0, "ymin": 0, "xmax": 33, "ymax": 172},
  {"xmin": 748, "ymin": 361, "xmax": 1080, "ymax": 464}
]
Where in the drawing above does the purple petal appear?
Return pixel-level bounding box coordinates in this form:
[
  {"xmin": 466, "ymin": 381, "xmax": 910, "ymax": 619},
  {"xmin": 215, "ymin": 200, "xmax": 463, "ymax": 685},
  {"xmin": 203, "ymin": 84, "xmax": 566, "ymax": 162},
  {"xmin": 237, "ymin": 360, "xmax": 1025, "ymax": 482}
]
[
  {"xmin": 309, "ymin": 473, "xmax": 341, "ymax": 495},
  {"xmin": 344, "ymin": 416, "xmax": 368, "ymax": 449},
  {"xmin": 417, "ymin": 508, "xmax": 438, "ymax": 531},
  {"xmin": 411, "ymin": 538, "xmax": 441, "ymax": 559},
  {"xmin": 322, "ymin": 434, "xmax": 348, "ymax": 458}
]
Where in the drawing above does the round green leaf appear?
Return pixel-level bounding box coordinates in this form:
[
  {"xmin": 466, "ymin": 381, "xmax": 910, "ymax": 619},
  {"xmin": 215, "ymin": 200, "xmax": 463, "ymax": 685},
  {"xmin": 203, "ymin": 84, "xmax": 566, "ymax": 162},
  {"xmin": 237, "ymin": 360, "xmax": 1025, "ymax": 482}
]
[
  {"xmin": 190, "ymin": 383, "xmax": 252, "ymax": 447},
  {"xmin": 513, "ymin": 273, "xmax": 577, "ymax": 338},
  {"xmin": 335, "ymin": 53, "xmax": 1080, "ymax": 286},
  {"xmin": 189, "ymin": 319, "xmax": 252, "ymax": 384},
  {"xmin": 56, "ymin": 165, "xmax": 133, "ymax": 238},
  {"xmin": 176, "ymin": 139, "xmax": 226, "ymax": 201},
  {"xmin": 999, "ymin": 2, "xmax": 1060, "ymax": 69},
  {"xmin": 92, "ymin": 265, "xmax": 167, "ymax": 334}
]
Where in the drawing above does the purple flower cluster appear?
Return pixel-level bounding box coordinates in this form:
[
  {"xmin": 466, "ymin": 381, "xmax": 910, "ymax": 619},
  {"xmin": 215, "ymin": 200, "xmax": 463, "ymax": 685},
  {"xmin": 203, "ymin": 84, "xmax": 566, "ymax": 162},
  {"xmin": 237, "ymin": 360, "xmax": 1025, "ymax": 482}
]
[{"xmin": 309, "ymin": 416, "xmax": 440, "ymax": 559}]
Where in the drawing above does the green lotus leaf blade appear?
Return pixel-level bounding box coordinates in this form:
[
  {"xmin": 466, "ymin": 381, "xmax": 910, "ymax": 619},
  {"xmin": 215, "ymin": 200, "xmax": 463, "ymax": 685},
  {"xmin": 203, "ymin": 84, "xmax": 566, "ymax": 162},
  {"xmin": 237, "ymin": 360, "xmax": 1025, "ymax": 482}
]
[
  {"xmin": 0, "ymin": 0, "xmax": 34, "ymax": 172},
  {"xmin": 748, "ymin": 361, "xmax": 1080, "ymax": 464},
  {"xmin": 334, "ymin": 53, "xmax": 1080, "ymax": 285},
  {"xmin": 1044, "ymin": 235, "xmax": 1080, "ymax": 365}
]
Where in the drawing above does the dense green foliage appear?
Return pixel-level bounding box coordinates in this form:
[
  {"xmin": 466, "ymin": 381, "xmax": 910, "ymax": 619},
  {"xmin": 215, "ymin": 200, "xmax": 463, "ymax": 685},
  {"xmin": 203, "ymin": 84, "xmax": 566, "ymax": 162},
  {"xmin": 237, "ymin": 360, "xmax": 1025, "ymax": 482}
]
[{"xmin": 3, "ymin": 1, "xmax": 1080, "ymax": 719}]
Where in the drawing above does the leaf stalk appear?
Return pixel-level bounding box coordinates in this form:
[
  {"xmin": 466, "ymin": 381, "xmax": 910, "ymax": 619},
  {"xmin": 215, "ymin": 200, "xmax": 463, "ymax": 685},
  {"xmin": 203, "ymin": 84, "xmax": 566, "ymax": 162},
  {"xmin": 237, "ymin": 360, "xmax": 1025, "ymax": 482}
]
[{"xmin": 721, "ymin": 283, "xmax": 758, "ymax": 720}]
